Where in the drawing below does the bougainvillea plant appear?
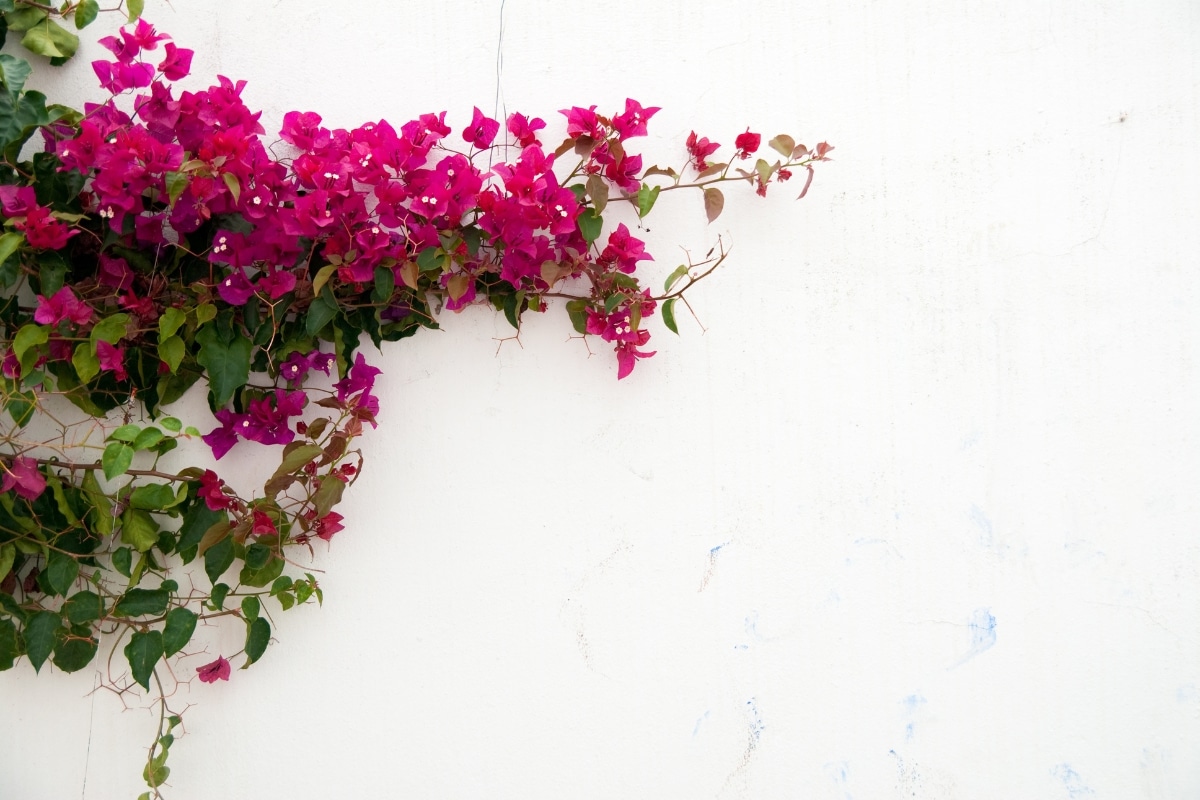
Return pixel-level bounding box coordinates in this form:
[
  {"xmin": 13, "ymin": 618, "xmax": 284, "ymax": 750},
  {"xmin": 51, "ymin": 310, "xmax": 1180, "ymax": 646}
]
[{"xmin": 0, "ymin": 16, "xmax": 832, "ymax": 798}]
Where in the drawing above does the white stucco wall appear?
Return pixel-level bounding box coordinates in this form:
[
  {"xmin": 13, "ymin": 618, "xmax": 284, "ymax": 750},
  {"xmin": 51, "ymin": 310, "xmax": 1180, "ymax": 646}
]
[{"xmin": 2, "ymin": 1, "xmax": 1198, "ymax": 798}]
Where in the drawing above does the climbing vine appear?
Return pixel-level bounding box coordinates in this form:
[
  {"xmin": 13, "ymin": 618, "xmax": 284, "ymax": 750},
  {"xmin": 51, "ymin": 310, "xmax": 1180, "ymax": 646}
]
[{"xmin": 0, "ymin": 17, "xmax": 832, "ymax": 797}]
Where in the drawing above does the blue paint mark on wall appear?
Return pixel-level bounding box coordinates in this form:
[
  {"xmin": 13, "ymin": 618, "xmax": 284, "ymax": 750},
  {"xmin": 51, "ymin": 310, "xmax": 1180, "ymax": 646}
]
[
  {"xmin": 692, "ymin": 710, "xmax": 710, "ymax": 737},
  {"xmin": 968, "ymin": 608, "xmax": 997, "ymax": 656},
  {"xmin": 1051, "ymin": 763, "xmax": 1095, "ymax": 797},
  {"xmin": 745, "ymin": 698, "xmax": 765, "ymax": 744},
  {"xmin": 900, "ymin": 693, "xmax": 926, "ymax": 740},
  {"xmin": 823, "ymin": 761, "xmax": 854, "ymax": 799}
]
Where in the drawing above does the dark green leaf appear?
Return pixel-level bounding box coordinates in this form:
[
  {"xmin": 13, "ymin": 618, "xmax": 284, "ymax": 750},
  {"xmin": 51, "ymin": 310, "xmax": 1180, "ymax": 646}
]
[
  {"xmin": 502, "ymin": 290, "xmax": 523, "ymax": 330},
  {"xmin": 304, "ymin": 288, "xmax": 339, "ymax": 337},
  {"xmin": 129, "ymin": 482, "xmax": 175, "ymax": 510},
  {"xmin": 161, "ymin": 607, "xmax": 196, "ymax": 657},
  {"xmin": 208, "ymin": 582, "xmax": 230, "ymax": 610},
  {"xmin": 124, "ymin": 629, "xmax": 162, "ymax": 690},
  {"xmin": 43, "ymin": 549, "xmax": 79, "ymax": 596},
  {"xmin": 73, "ymin": 0, "xmax": 99, "ymax": 28},
  {"xmin": 565, "ymin": 299, "xmax": 589, "ymax": 335},
  {"xmin": 577, "ymin": 208, "xmax": 603, "ymax": 244},
  {"xmin": 195, "ymin": 325, "xmax": 252, "ymax": 407},
  {"xmin": 114, "ymin": 588, "xmax": 169, "ymax": 617},
  {"xmin": 111, "ymin": 546, "xmax": 132, "ymax": 578},
  {"xmin": 177, "ymin": 502, "xmax": 225, "ymax": 560},
  {"xmin": 269, "ymin": 443, "xmax": 322, "ymax": 486},
  {"xmin": 0, "ymin": 541, "xmax": 14, "ymax": 584},
  {"xmin": 241, "ymin": 595, "xmax": 259, "ymax": 621},
  {"xmin": 64, "ymin": 590, "xmax": 104, "ymax": 625},
  {"xmin": 203, "ymin": 536, "xmax": 234, "ymax": 585},
  {"xmin": 371, "ymin": 265, "xmax": 394, "ymax": 304},
  {"xmin": 0, "ymin": 54, "xmax": 31, "ymax": 95},
  {"xmin": 24, "ymin": 610, "xmax": 61, "ymax": 672},
  {"xmin": 239, "ymin": 556, "xmax": 284, "ymax": 588},
  {"xmin": 662, "ymin": 298, "xmax": 680, "ymax": 334},
  {"xmin": 243, "ymin": 617, "xmax": 269, "ymax": 665},
  {"xmin": 52, "ymin": 631, "xmax": 97, "ymax": 672},
  {"xmin": 0, "ymin": 618, "xmax": 20, "ymax": 670}
]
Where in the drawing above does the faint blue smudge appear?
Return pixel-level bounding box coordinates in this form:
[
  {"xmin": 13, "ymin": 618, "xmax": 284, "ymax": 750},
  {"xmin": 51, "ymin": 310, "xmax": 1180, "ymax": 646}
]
[
  {"xmin": 710, "ymin": 541, "xmax": 730, "ymax": 555},
  {"xmin": 900, "ymin": 694, "xmax": 926, "ymax": 740},
  {"xmin": 745, "ymin": 698, "xmax": 765, "ymax": 744},
  {"xmin": 823, "ymin": 761, "xmax": 853, "ymax": 799},
  {"xmin": 1051, "ymin": 763, "xmax": 1095, "ymax": 797},
  {"xmin": 969, "ymin": 503, "xmax": 995, "ymax": 547},
  {"xmin": 968, "ymin": 608, "xmax": 997, "ymax": 656},
  {"xmin": 692, "ymin": 710, "xmax": 710, "ymax": 737}
]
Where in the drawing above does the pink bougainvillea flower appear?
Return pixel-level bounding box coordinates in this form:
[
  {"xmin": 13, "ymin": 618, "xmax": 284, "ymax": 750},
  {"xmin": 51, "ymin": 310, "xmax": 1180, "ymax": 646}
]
[
  {"xmin": 506, "ymin": 112, "xmax": 545, "ymax": 147},
  {"xmin": 216, "ymin": 269, "xmax": 256, "ymax": 305},
  {"xmin": 197, "ymin": 656, "xmax": 231, "ymax": 683},
  {"xmin": 158, "ymin": 42, "xmax": 194, "ymax": 81},
  {"xmin": 252, "ymin": 509, "xmax": 277, "ymax": 537},
  {"xmin": 611, "ymin": 98, "xmax": 659, "ymax": 140},
  {"xmin": 313, "ymin": 511, "xmax": 344, "ymax": 541},
  {"xmin": 255, "ymin": 268, "xmax": 296, "ymax": 300},
  {"xmin": 279, "ymin": 110, "xmax": 328, "ymax": 151},
  {"xmin": 202, "ymin": 409, "xmax": 241, "ymax": 460},
  {"xmin": 334, "ymin": 352, "xmax": 381, "ymax": 402},
  {"xmin": 1, "ymin": 456, "xmax": 47, "ymax": 501},
  {"xmin": 20, "ymin": 206, "xmax": 78, "ymax": 250},
  {"xmin": 615, "ymin": 340, "xmax": 656, "ymax": 380},
  {"xmin": 122, "ymin": 18, "xmax": 170, "ymax": 52},
  {"xmin": 600, "ymin": 223, "xmax": 653, "ymax": 274},
  {"xmin": 559, "ymin": 105, "xmax": 602, "ymax": 139},
  {"xmin": 462, "ymin": 107, "xmax": 500, "ymax": 149},
  {"xmin": 96, "ymin": 340, "xmax": 128, "ymax": 382},
  {"xmin": 198, "ymin": 469, "xmax": 236, "ymax": 512},
  {"xmin": 734, "ymin": 128, "xmax": 761, "ymax": 159},
  {"xmin": 603, "ymin": 152, "xmax": 642, "ymax": 193},
  {"xmin": 34, "ymin": 287, "xmax": 93, "ymax": 327},
  {"xmin": 0, "ymin": 185, "xmax": 37, "ymax": 216},
  {"xmin": 91, "ymin": 59, "xmax": 156, "ymax": 94},
  {"xmin": 686, "ymin": 131, "xmax": 720, "ymax": 172}
]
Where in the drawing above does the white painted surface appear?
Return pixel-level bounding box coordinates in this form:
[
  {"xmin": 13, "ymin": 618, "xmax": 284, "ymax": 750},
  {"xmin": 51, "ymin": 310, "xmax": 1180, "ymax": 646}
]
[{"xmin": 3, "ymin": 1, "xmax": 1198, "ymax": 798}]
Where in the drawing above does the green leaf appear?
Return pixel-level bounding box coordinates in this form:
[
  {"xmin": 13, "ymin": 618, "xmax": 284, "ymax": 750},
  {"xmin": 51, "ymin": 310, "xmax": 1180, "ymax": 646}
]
[
  {"xmin": 124, "ymin": 629, "xmax": 162, "ymax": 690},
  {"xmin": 208, "ymin": 582, "xmax": 229, "ymax": 610},
  {"xmin": 43, "ymin": 549, "xmax": 79, "ymax": 597},
  {"xmin": 371, "ymin": 265, "xmax": 395, "ymax": 304},
  {"xmin": 51, "ymin": 630, "xmax": 97, "ymax": 672},
  {"xmin": 0, "ymin": 618, "xmax": 20, "ymax": 670},
  {"xmin": 703, "ymin": 187, "xmax": 724, "ymax": 223},
  {"xmin": 13, "ymin": 323, "xmax": 48, "ymax": 365},
  {"xmin": 24, "ymin": 610, "xmax": 61, "ymax": 672},
  {"xmin": 157, "ymin": 335, "xmax": 185, "ymax": 373},
  {"xmin": 577, "ymin": 208, "xmax": 603, "ymax": 245},
  {"xmin": 20, "ymin": 19, "xmax": 77, "ymax": 59},
  {"xmin": 0, "ymin": 54, "xmax": 32, "ymax": 95},
  {"xmin": 164, "ymin": 170, "xmax": 189, "ymax": 206},
  {"xmin": 111, "ymin": 546, "xmax": 132, "ymax": 578},
  {"xmin": 604, "ymin": 293, "xmax": 623, "ymax": 315},
  {"xmin": 71, "ymin": 341, "xmax": 100, "ymax": 383},
  {"xmin": 0, "ymin": 542, "xmax": 14, "ymax": 584},
  {"xmin": 502, "ymin": 290, "xmax": 523, "ymax": 330},
  {"xmin": 243, "ymin": 616, "xmax": 269, "ymax": 665},
  {"xmin": 177, "ymin": 503, "xmax": 225, "ymax": 559},
  {"xmin": 161, "ymin": 607, "xmax": 196, "ymax": 657},
  {"xmin": 127, "ymin": 0, "xmax": 144, "ymax": 22},
  {"xmin": 81, "ymin": 470, "xmax": 114, "ymax": 536},
  {"xmin": 4, "ymin": 7, "xmax": 46, "ymax": 32},
  {"xmin": 239, "ymin": 556, "xmax": 284, "ymax": 588},
  {"xmin": 132, "ymin": 427, "xmax": 164, "ymax": 451},
  {"xmin": 769, "ymin": 134, "xmax": 796, "ymax": 157},
  {"xmin": 304, "ymin": 287, "xmax": 339, "ymax": 337},
  {"xmin": 662, "ymin": 297, "xmax": 679, "ymax": 335},
  {"xmin": 203, "ymin": 535, "xmax": 234, "ymax": 585},
  {"xmin": 120, "ymin": 508, "xmax": 159, "ymax": 552},
  {"xmin": 109, "ymin": 424, "xmax": 141, "ymax": 442},
  {"xmin": 159, "ymin": 416, "xmax": 183, "ymax": 433},
  {"xmin": 129, "ymin": 482, "xmax": 175, "ymax": 510},
  {"xmin": 663, "ymin": 264, "xmax": 689, "ymax": 293},
  {"xmin": 565, "ymin": 299, "xmax": 588, "ymax": 335},
  {"xmin": 636, "ymin": 183, "xmax": 661, "ymax": 218},
  {"xmin": 102, "ymin": 442, "xmax": 134, "ymax": 480},
  {"xmin": 195, "ymin": 325, "xmax": 252, "ymax": 407},
  {"xmin": 158, "ymin": 307, "xmax": 186, "ymax": 339},
  {"xmin": 311, "ymin": 263, "xmax": 337, "ymax": 297},
  {"xmin": 241, "ymin": 595, "xmax": 260, "ymax": 621},
  {"xmin": 90, "ymin": 313, "xmax": 129, "ymax": 346},
  {"xmin": 114, "ymin": 588, "xmax": 168, "ymax": 617},
  {"xmin": 73, "ymin": 0, "xmax": 99, "ymax": 28},
  {"xmin": 221, "ymin": 171, "xmax": 241, "ymax": 202},
  {"xmin": 268, "ymin": 443, "xmax": 322, "ymax": 487},
  {"xmin": 64, "ymin": 590, "xmax": 104, "ymax": 625}
]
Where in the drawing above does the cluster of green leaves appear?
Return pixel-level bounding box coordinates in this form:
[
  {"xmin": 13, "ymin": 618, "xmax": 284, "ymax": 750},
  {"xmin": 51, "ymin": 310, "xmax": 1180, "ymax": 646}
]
[{"xmin": 0, "ymin": 0, "xmax": 141, "ymax": 64}]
